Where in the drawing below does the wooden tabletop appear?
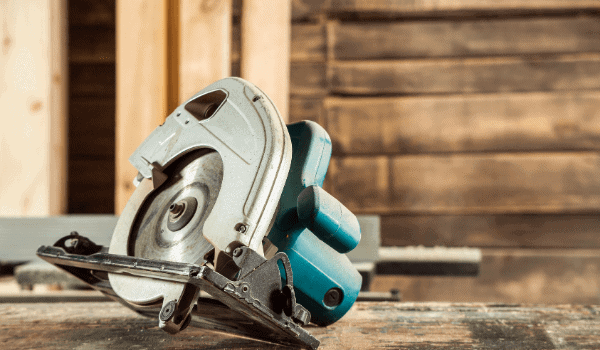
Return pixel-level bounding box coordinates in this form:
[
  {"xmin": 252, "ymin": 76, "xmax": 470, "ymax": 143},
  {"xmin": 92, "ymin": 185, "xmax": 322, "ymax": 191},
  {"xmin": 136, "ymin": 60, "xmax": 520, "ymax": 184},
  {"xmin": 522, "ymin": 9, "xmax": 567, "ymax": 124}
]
[{"xmin": 1, "ymin": 302, "xmax": 599, "ymax": 349}]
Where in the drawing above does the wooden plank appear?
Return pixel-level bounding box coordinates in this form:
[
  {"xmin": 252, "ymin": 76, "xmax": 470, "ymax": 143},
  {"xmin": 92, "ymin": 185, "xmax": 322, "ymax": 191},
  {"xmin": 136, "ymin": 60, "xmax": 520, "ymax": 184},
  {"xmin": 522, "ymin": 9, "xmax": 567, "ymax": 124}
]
[
  {"xmin": 329, "ymin": 55, "xmax": 600, "ymax": 95},
  {"xmin": 332, "ymin": 16, "xmax": 600, "ymax": 60},
  {"xmin": 70, "ymin": 63, "xmax": 115, "ymax": 97},
  {"xmin": 69, "ymin": 27, "xmax": 115, "ymax": 64},
  {"xmin": 3, "ymin": 302, "xmax": 600, "ymax": 349},
  {"xmin": 69, "ymin": 0, "xmax": 114, "ymax": 27},
  {"xmin": 325, "ymin": 92, "xmax": 600, "ymax": 155},
  {"xmin": 233, "ymin": 23, "xmax": 326, "ymax": 63},
  {"xmin": 290, "ymin": 62, "xmax": 327, "ymax": 96},
  {"xmin": 386, "ymin": 153, "xmax": 600, "ymax": 214},
  {"xmin": 330, "ymin": 0, "xmax": 600, "ymax": 16},
  {"xmin": 381, "ymin": 214, "xmax": 600, "ymax": 249},
  {"xmin": 241, "ymin": 0, "xmax": 292, "ymax": 121},
  {"xmin": 289, "ymin": 98, "xmax": 323, "ymax": 124},
  {"xmin": 69, "ymin": 99, "xmax": 115, "ymax": 159},
  {"xmin": 291, "ymin": 0, "xmax": 329, "ymax": 20},
  {"xmin": 69, "ymin": 159, "xmax": 114, "ymax": 214},
  {"xmin": 179, "ymin": 0, "xmax": 231, "ymax": 103},
  {"xmin": 115, "ymin": 0, "xmax": 168, "ymax": 214},
  {"xmin": 0, "ymin": 0, "xmax": 68, "ymax": 215},
  {"xmin": 372, "ymin": 248, "xmax": 600, "ymax": 304},
  {"xmin": 327, "ymin": 157, "xmax": 390, "ymax": 211}
]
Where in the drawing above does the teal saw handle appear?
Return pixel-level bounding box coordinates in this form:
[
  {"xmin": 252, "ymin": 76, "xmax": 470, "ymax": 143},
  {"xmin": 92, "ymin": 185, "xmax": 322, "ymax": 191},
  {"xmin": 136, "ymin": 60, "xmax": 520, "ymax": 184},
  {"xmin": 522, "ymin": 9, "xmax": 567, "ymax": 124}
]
[{"xmin": 267, "ymin": 121, "xmax": 362, "ymax": 326}]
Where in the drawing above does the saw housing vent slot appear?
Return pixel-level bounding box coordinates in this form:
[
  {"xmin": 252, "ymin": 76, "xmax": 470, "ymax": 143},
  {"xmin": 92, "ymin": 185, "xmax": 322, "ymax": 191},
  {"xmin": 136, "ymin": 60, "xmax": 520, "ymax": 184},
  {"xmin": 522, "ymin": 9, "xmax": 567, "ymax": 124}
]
[{"xmin": 185, "ymin": 90, "xmax": 227, "ymax": 122}]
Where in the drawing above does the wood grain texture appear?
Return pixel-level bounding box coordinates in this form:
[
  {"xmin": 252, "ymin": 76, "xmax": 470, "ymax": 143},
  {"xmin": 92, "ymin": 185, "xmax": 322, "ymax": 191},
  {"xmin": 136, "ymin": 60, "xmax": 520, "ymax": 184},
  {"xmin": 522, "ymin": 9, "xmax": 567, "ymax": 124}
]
[
  {"xmin": 389, "ymin": 153, "xmax": 600, "ymax": 214},
  {"xmin": 329, "ymin": 55, "xmax": 600, "ymax": 95},
  {"xmin": 70, "ymin": 63, "xmax": 115, "ymax": 97},
  {"xmin": 373, "ymin": 248, "xmax": 600, "ymax": 305},
  {"xmin": 69, "ymin": 0, "xmax": 114, "ymax": 26},
  {"xmin": 328, "ymin": 156, "xmax": 390, "ymax": 211},
  {"xmin": 0, "ymin": 0, "xmax": 68, "ymax": 215},
  {"xmin": 69, "ymin": 99, "xmax": 115, "ymax": 159},
  {"xmin": 115, "ymin": 0, "xmax": 168, "ymax": 214},
  {"xmin": 241, "ymin": 0, "xmax": 291, "ymax": 121},
  {"xmin": 69, "ymin": 27, "xmax": 115, "ymax": 64},
  {"xmin": 179, "ymin": 0, "xmax": 231, "ymax": 103},
  {"xmin": 324, "ymin": 92, "xmax": 600, "ymax": 155},
  {"xmin": 2, "ymin": 302, "xmax": 600, "ymax": 349},
  {"xmin": 289, "ymin": 98, "xmax": 323, "ymax": 124},
  {"xmin": 332, "ymin": 16, "xmax": 600, "ymax": 60},
  {"xmin": 330, "ymin": 0, "xmax": 600, "ymax": 15},
  {"xmin": 290, "ymin": 62, "xmax": 327, "ymax": 96},
  {"xmin": 381, "ymin": 214, "xmax": 600, "ymax": 249}
]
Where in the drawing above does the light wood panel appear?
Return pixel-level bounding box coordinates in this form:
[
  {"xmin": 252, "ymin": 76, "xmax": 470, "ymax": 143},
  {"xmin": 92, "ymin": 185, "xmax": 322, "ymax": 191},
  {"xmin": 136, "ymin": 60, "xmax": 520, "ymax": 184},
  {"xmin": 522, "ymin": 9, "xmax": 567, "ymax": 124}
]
[
  {"xmin": 325, "ymin": 92, "xmax": 600, "ymax": 154},
  {"xmin": 332, "ymin": 16, "xmax": 600, "ymax": 60},
  {"xmin": 329, "ymin": 55, "xmax": 600, "ymax": 95},
  {"xmin": 115, "ymin": 0, "xmax": 169, "ymax": 214},
  {"xmin": 179, "ymin": 0, "xmax": 232, "ymax": 103},
  {"xmin": 381, "ymin": 214, "xmax": 600, "ymax": 249},
  {"xmin": 241, "ymin": 0, "xmax": 292, "ymax": 122},
  {"xmin": 372, "ymin": 248, "xmax": 600, "ymax": 304},
  {"xmin": 0, "ymin": 0, "xmax": 67, "ymax": 215}
]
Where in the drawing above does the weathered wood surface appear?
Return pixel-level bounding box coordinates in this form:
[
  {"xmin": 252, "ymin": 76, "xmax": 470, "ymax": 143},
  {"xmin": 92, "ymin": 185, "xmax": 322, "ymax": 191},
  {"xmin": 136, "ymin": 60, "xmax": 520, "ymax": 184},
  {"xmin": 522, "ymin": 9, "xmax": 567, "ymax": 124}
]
[
  {"xmin": 332, "ymin": 16, "xmax": 600, "ymax": 60},
  {"xmin": 373, "ymin": 249, "xmax": 600, "ymax": 305},
  {"xmin": 0, "ymin": 0, "xmax": 68, "ymax": 216},
  {"xmin": 325, "ymin": 93, "xmax": 600, "ymax": 155},
  {"xmin": 328, "ymin": 153, "xmax": 600, "ymax": 214},
  {"xmin": 1, "ymin": 302, "xmax": 599, "ymax": 349},
  {"xmin": 329, "ymin": 55, "xmax": 600, "ymax": 95},
  {"xmin": 381, "ymin": 214, "xmax": 600, "ymax": 249}
]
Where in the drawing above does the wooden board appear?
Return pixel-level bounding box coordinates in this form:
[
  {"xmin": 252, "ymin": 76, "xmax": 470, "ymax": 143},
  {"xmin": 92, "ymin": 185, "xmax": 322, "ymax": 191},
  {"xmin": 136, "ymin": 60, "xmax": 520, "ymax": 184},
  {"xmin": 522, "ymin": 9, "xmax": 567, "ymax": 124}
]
[
  {"xmin": 332, "ymin": 16, "xmax": 600, "ymax": 60},
  {"xmin": 68, "ymin": 159, "xmax": 114, "ymax": 214},
  {"xmin": 241, "ymin": 0, "xmax": 292, "ymax": 121},
  {"xmin": 70, "ymin": 63, "xmax": 115, "ymax": 97},
  {"xmin": 373, "ymin": 248, "xmax": 600, "ymax": 305},
  {"xmin": 69, "ymin": 27, "xmax": 115, "ymax": 64},
  {"xmin": 2, "ymin": 302, "xmax": 600, "ymax": 349},
  {"xmin": 290, "ymin": 62, "xmax": 328, "ymax": 96},
  {"xmin": 69, "ymin": 0, "xmax": 114, "ymax": 26},
  {"xmin": 69, "ymin": 99, "xmax": 115, "ymax": 159},
  {"xmin": 179, "ymin": 0, "xmax": 231, "ymax": 103},
  {"xmin": 329, "ymin": 55, "xmax": 600, "ymax": 95},
  {"xmin": 289, "ymin": 98, "xmax": 323, "ymax": 124},
  {"xmin": 115, "ymin": 0, "xmax": 169, "ymax": 214},
  {"xmin": 0, "ymin": 0, "xmax": 68, "ymax": 215},
  {"xmin": 381, "ymin": 214, "xmax": 600, "ymax": 249},
  {"xmin": 324, "ymin": 92, "xmax": 600, "ymax": 155},
  {"xmin": 328, "ymin": 153, "xmax": 600, "ymax": 214},
  {"xmin": 329, "ymin": 0, "xmax": 600, "ymax": 16}
]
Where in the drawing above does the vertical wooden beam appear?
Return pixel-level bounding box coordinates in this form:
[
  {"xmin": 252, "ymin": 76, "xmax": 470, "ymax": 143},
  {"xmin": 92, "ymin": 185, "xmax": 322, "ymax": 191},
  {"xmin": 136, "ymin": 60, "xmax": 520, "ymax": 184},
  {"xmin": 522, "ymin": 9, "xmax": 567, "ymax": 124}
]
[
  {"xmin": 241, "ymin": 0, "xmax": 292, "ymax": 122},
  {"xmin": 0, "ymin": 0, "xmax": 68, "ymax": 216},
  {"xmin": 115, "ymin": 0, "xmax": 169, "ymax": 214},
  {"xmin": 179, "ymin": 0, "xmax": 232, "ymax": 103}
]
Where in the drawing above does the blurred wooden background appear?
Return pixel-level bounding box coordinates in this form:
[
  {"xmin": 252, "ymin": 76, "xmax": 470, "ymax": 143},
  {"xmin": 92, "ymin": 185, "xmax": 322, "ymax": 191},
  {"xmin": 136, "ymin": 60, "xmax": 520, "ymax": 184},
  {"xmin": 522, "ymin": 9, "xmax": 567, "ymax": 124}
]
[{"xmin": 4, "ymin": 0, "xmax": 600, "ymax": 303}]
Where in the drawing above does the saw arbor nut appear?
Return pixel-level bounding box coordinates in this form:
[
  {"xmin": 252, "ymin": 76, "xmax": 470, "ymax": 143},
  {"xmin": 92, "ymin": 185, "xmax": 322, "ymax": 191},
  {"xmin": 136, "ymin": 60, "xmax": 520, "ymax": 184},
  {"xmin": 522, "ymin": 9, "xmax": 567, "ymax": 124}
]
[{"xmin": 167, "ymin": 197, "xmax": 198, "ymax": 232}]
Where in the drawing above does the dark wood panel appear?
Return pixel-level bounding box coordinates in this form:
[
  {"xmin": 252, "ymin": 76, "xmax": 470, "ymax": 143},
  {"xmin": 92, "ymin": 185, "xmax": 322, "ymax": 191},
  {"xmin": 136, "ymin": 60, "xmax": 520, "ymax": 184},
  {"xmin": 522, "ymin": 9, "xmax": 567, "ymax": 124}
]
[
  {"xmin": 69, "ymin": 0, "xmax": 115, "ymax": 27},
  {"xmin": 389, "ymin": 153, "xmax": 600, "ymax": 214},
  {"xmin": 329, "ymin": 0, "xmax": 600, "ymax": 16},
  {"xmin": 324, "ymin": 92, "xmax": 600, "ymax": 155},
  {"xmin": 329, "ymin": 55, "xmax": 600, "ymax": 95},
  {"xmin": 70, "ymin": 64, "xmax": 115, "ymax": 97},
  {"xmin": 290, "ymin": 62, "xmax": 327, "ymax": 96},
  {"xmin": 289, "ymin": 98, "xmax": 323, "ymax": 124},
  {"xmin": 327, "ymin": 157, "xmax": 390, "ymax": 211},
  {"xmin": 381, "ymin": 214, "xmax": 600, "ymax": 248},
  {"xmin": 332, "ymin": 16, "xmax": 600, "ymax": 59},
  {"xmin": 69, "ymin": 99, "xmax": 115, "ymax": 158},
  {"xmin": 70, "ymin": 27, "xmax": 115, "ymax": 63},
  {"xmin": 68, "ymin": 159, "xmax": 115, "ymax": 214},
  {"xmin": 372, "ymin": 248, "xmax": 600, "ymax": 304}
]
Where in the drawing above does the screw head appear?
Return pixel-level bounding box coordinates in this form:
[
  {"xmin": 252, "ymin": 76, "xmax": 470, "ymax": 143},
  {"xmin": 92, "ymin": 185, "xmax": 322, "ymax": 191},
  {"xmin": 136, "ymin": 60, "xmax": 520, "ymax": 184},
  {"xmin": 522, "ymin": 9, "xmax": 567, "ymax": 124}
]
[{"xmin": 235, "ymin": 223, "xmax": 247, "ymax": 233}]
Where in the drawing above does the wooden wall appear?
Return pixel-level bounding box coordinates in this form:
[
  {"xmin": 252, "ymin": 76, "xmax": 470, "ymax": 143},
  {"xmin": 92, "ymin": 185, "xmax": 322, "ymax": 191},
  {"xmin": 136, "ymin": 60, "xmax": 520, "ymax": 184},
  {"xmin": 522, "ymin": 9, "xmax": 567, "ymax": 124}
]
[
  {"xmin": 66, "ymin": 0, "xmax": 600, "ymax": 303},
  {"xmin": 285, "ymin": 0, "xmax": 600, "ymax": 303}
]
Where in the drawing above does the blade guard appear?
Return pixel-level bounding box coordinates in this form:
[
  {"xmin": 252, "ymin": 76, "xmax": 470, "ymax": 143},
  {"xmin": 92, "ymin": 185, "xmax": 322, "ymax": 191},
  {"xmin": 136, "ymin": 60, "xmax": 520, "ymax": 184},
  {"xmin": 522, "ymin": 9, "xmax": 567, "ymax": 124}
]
[{"xmin": 109, "ymin": 78, "xmax": 292, "ymax": 315}]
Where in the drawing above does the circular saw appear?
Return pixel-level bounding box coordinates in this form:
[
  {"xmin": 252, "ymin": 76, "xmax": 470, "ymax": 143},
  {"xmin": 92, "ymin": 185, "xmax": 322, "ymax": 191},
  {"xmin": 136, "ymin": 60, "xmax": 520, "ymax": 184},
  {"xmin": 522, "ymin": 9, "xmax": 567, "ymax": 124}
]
[{"xmin": 37, "ymin": 77, "xmax": 363, "ymax": 349}]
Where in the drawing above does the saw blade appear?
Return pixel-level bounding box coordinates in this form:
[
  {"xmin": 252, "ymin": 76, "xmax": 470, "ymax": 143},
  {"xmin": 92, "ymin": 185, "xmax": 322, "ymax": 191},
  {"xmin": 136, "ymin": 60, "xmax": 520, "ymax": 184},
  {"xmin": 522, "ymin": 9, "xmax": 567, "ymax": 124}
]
[{"xmin": 128, "ymin": 149, "xmax": 223, "ymax": 265}]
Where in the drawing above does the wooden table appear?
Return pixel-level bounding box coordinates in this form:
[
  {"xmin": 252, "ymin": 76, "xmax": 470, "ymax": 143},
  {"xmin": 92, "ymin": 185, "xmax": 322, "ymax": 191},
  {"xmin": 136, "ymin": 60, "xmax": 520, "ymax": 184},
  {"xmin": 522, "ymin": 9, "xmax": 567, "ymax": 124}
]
[{"xmin": 1, "ymin": 302, "xmax": 599, "ymax": 349}]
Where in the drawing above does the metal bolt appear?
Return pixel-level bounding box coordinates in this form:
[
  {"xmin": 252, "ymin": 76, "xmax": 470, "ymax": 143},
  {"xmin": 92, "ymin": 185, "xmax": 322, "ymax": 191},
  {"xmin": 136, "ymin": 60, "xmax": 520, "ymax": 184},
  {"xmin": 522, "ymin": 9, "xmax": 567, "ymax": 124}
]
[
  {"xmin": 235, "ymin": 223, "xmax": 247, "ymax": 233},
  {"xmin": 323, "ymin": 288, "xmax": 343, "ymax": 307},
  {"xmin": 160, "ymin": 300, "xmax": 177, "ymax": 322},
  {"xmin": 232, "ymin": 248, "xmax": 242, "ymax": 257},
  {"xmin": 169, "ymin": 202, "xmax": 185, "ymax": 218}
]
